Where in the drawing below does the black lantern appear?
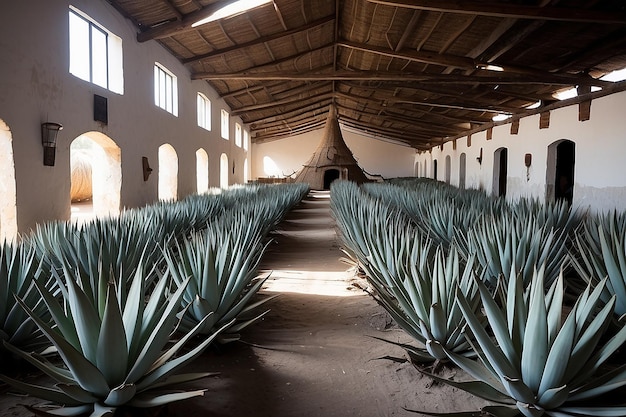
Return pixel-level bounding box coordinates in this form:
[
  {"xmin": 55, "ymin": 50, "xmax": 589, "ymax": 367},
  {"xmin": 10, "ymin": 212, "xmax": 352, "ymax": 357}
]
[{"xmin": 41, "ymin": 122, "xmax": 62, "ymax": 166}]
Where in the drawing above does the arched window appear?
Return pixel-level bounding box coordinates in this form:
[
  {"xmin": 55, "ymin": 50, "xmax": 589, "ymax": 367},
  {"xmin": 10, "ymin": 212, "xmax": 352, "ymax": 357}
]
[
  {"xmin": 459, "ymin": 153, "xmax": 466, "ymax": 189},
  {"xmin": 70, "ymin": 132, "xmax": 121, "ymax": 223},
  {"xmin": 158, "ymin": 144, "xmax": 178, "ymax": 200},
  {"xmin": 0, "ymin": 119, "xmax": 17, "ymax": 241},
  {"xmin": 546, "ymin": 140, "xmax": 575, "ymax": 204},
  {"xmin": 445, "ymin": 155, "xmax": 451, "ymax": 184},
  {"xmin": 220, "ymin": 153, "xmax": 229, "ymax": 188},
  {"xmin": 196, "ymin": 148, "xmax": 209, "ymax": 193},
  {"xmin": 493, "ymin": 147, "xmax": 508, "ymax": 197}
]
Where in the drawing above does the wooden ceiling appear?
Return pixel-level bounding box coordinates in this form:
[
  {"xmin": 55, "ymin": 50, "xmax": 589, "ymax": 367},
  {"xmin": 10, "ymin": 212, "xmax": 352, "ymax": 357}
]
[{"xmin": 110, "ymin": 0, "xmax": 626, "ymax": 149}]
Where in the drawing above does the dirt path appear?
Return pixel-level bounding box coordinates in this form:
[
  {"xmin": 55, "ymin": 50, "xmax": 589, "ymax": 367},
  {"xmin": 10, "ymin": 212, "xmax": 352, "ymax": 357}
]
[{"xmin": 172, "ymin": 191, "xmax": 486, "ymax": 417}]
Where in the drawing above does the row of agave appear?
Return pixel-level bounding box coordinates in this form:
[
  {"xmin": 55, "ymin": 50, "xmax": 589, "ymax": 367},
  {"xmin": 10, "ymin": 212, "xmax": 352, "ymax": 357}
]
[
  {"xmin": 0, "ymin": 183, "xmax": 309, "ymax": 416},
  {"xmin": 331, "ymin": 178, "xmax": 626, "ymax": 417}
]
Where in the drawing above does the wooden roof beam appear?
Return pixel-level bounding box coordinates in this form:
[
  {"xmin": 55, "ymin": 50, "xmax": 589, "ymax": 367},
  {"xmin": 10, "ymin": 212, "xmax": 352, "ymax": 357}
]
[
  {"xmin": 365, "ymin": 0, "xmax": 626, "ymax": 24},
  {"xmin": 182, "ymin": 15, "xmax": 335, "ymax": 65}
]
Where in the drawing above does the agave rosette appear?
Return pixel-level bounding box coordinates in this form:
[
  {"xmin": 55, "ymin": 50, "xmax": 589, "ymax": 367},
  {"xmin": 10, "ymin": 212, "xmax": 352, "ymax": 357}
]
[
  {"xmin": 570, "ymin": 210, "xmax": 626, "ymax": 316},
  {"xmin": 426, "ymin": 266, "xmax": 626, "ymax": 417},
  {"xmin": 0, "ymin": 259, "xmax": 231, "ymax": 416}
]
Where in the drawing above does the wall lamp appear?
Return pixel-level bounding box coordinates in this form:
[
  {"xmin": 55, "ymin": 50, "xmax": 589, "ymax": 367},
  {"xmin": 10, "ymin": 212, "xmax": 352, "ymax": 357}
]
[{"xmin": 41, "ymin": 122, "xmax": 63, "ymax": 166}]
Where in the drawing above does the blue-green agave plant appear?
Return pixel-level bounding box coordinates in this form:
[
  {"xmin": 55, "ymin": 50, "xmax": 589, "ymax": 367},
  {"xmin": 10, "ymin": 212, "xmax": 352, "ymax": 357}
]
[
  {"xmin": 0, "ymin": 260, "xmax": 231, "ymax": 416},
  {"xmin": 417, "ymin": 266, "xmax": 626, "ymax": 417}
]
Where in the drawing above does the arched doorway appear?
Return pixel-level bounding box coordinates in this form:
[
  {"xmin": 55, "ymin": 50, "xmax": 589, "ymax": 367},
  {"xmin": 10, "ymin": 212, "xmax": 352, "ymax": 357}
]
[
  {"xmin": 323, "ymin": 169, "xmax": 340, "ymax": 189},
  {"xmin": 445, "ymin": 156, "xmax": 451, "ymax": 184},
  {"xmin": 158, "ymin": 144, "xmax": 178, "ymax": 201},
  {"xmin": 433, "ymin": 159, "xmax": 438, "ymax": 180},
  {"xmin": 0, "ymin": 119, "xmax": 17, "ymax": 241},
  {"xmin": 414, "ymin": 161, "xmax": 419, "ymax": 177},
  {"xmin": 244, "ymin": 158, "xmax": 249, "ymax": 184},
  {"xmin": 196, "ymin": 148, "xmax": 209, "ymax": 193},
  {"xmin": 546, "ymin": 140, "xmax": 575, "ymax": 204},
  {"xmin": 70, "ymin": 133, "xmax": 121, "ymax": 222},
  {"xmin": 459, "ymin": 153, "xmax": 466, "ymax": 189},
  {"xmin": 493, "ymin": 147, "xmax": 508, "ymax": 197},
  {"xmin": 220, "ymin": 153, "xmax": 229, "ymax": 189}
]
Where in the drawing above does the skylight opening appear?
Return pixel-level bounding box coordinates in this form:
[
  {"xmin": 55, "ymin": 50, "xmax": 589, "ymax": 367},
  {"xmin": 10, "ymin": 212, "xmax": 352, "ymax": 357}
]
[
  {"xmin": 526, "ymin": 100, "xmax": 542, "ymax": 109},
  {"xmin": 554, "ymin": 85, "xmax": 602, "ymax": 101},
  {"xmin": 192, "ymin": 0, "xmax": 272, "ymax": 27},
  {"xmin": 600, "ymin": 67, "xmax": 626, "ymax": 82},
  {"xmin": 492, "ymin": 114, "xmax": 511, "ymax": 122},
  {"xmin": 477, "ymin": 64, "xmax": 504, "ymax": 72}
]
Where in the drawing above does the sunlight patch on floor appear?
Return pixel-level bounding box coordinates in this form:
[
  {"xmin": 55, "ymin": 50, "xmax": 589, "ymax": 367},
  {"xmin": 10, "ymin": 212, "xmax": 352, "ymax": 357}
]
[{"xmin": 261, "ymin": 269, "xmax": 363, "ymax": 297}]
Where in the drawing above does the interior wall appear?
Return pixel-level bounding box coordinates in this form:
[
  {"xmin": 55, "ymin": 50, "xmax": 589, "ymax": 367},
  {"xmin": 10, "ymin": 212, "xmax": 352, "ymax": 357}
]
[
  {"xmin": 0, "ymin": 0, "xmax": 249, "ymax": 235},
  {"xmin": 251, "ymin": 126, "xmax": 416, "ymax": 181},
  {"xmin": 416, "ymin": 90, "xmax": 626, "ymax": 213}
]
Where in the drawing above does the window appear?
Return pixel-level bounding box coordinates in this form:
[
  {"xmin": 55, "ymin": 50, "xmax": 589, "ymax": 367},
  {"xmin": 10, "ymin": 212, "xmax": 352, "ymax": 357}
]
[
  {"xmin": 197, "ymin": 93, "xmax": 211, "ymax": 130},
  {"xmin": 221, "ymin": 109, "xmax": 230, "ymax": 139},
  {"xmin": 243, "ymin": 130, "xmax": 249, "ymax": 151},
  {"xmin": 235, "ymin": 123, "xmax": 242, "ymax": 147},
  {"xmin": 69, "ymin": 7, "xmax": 123, "ymax": 94},
  {"xmin": 154, "ymin": 63, "xmax": 178, "ymax": 116}
]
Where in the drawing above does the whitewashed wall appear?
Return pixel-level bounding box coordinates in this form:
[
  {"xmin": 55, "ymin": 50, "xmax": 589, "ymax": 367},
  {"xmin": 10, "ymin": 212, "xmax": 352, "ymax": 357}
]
[
  {"xmin": 415, "ymin": 90, "xmax": 626, "ymax": 213},
  {"xmin": 251, "ymin": 127, "xmax": 417, "ymax": 180},
  {"xmin": 0, "ymin": 1, "xmax": 249, "ymax": 234}
]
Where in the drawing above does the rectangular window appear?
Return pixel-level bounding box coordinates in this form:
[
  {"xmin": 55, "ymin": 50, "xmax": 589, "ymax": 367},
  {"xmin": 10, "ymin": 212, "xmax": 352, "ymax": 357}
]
[
  {"xmin": 69, "ymin": 7, "xmax": 123, "ymax": 94},
  {"xmin": 243, "ymin": 130, "xmax": 249, "ymax": 151},
  {"xmin": 235, "ymin": 123, "xmax": 242, "ymax": 147},
  {"xmin": 154, "ymin": 63, "xmax": 178, "ymax": 116},
  {"xmin": 197, "ymin": 93, "xmax": 211, "ymax": 130},
  {"xmin": 221, "ymin": 109, "xmax": 230, "ymax": 140}
]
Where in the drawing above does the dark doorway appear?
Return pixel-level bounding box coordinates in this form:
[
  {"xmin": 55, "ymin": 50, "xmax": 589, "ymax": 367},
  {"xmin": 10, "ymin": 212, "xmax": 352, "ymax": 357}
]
[
  {"xmin": 323, "ymin": 169, "xmax": 340, "ymax": 189},
  {"xmin": 493, "ymin": 148, "xmax": 508, "ymax": 197},
  {"xmin": 554, "ymin": 141, "xmax": 575, "ymax": 204},
  {"xmin": 433, "ymin": 159, "xmax": 438, "ymax": 180}
]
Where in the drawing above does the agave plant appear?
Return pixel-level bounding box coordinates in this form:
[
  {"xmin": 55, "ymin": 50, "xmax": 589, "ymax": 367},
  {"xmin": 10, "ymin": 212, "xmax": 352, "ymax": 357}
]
[
  {"xmin": 0, "ymin": 258, "xmax": 231, "ymax": 416},
  {"xmin": 331, "ymin": 181, "xmax": 482, "ymax": 363},
  {"xmin": 0, "ymin": 240, "xmax": 55, "ymax": 353},
  {"xmin": 454, "ymin": 210, "xmax": 570, "ymax": 290},
  {"xmin": 164, "ymin": 211, "xmax": 276, "ymax": 343},
  {"xmin": 570, "ymin": 210, "xmax": 626, "ymax": 317},
  {"xmin": 420, "ymin": 266, "xmax": 626, "ymax": 417}
]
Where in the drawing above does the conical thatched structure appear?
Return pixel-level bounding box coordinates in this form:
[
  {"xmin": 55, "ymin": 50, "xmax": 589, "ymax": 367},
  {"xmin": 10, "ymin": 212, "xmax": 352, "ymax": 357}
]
[{"xmin": 295, "ymin": 106, "xmax": 368, "ymax": 190}]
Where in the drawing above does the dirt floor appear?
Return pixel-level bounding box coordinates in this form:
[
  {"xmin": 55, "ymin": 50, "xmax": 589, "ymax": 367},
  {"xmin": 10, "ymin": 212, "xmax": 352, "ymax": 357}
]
[{"xmin": 0, "ymin": 191, "xmax": 488, "ymax": 417}]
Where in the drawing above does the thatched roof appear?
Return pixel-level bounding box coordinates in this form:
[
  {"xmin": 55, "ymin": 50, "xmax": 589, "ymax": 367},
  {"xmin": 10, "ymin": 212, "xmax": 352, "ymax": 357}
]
[
  {"xmin": 294, "ymin": 105, "xmax": 368, "ymax": 188},
  {"xmin": 111, "ymin": 0, "xmax": 626, "ymax": 149}
]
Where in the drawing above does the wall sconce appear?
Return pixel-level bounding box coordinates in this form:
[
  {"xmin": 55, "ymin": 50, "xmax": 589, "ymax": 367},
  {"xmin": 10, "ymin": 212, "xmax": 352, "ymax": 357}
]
[
  {"xmin": 476, "ymin": 147, "xmax": 483, "ymax": 165},
  {"xmin": 41, "ymin": 122, "xmax": 63, "ymax": 166},
  {"xmin": 142, "ymin": 157, "xmax": 153, "ymax": 181}
]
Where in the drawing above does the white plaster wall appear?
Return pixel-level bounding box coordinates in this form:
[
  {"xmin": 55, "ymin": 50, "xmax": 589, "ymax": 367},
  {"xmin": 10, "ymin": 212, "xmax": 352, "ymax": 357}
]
[
  {"xmin": 251, "ymin": 126, "xmax": 416, "ymax": 180},
  {"xmin": 0, "ymin": 0, "xmax": 249, "ymax": 234},
  {"xmin": 416, "ymin": 91, "xmax": 626, "ymax": 213}
]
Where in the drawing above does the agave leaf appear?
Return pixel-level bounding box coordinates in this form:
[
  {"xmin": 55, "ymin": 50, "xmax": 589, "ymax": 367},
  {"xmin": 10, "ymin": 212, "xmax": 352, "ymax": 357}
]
[
  {"xmin": 536, "ymin": 385, "xmax": 569, "ymax": 410},
  {"xmin": 2, "ymin": 341, "xmax": 75, "ymax": 384},
  {"xmin": 96, "ymin": 284, "xmax": 129, "ymax": 387},
  {"xmin": 103, "ymin": 383, "xmax": 137, "ymax": 407},
  {"xmin": 521, "ymin": 267, "xmax": 548, "ymax": 393},
  {"xmin": 537, "ymin": 305, "xmax": 576, "ymax": 395},
  {"xmin": 405, "ymin": 405, "xmax": 520, "ymax": 416},
  {"xmin": 0, "ymin": 375, "xmax": 83, "ymax": 406},
  {"xmin": 92, "ymin": 402, "xmax": 116, "ymax": 417},
  {"xmin": 556, "ymin": 406, "xmax": 626, "ymax": 416},
  {"xmin": 64, "ymin": 270, "xmax": 101, "ymax": 364},
  {"xmin": 455, "ymin": 289, "xmax": 518, "ymax": 379},
  {"xmin": 13, "ymin": 296, "xmax": 110, "ymax": 397},
  {"xmin": 568, "ymin": 364, "xmax": 626, "ymax": 401},
  {"xmin": 147, "ymin": 372, "xmax": 218, "ymax": 390},
  {"xmin": 502, "ymin": 376, "xmax": 535, "ymax": 405},
  {"xmin": 136, "ymin": 318, "xmax": 234, "ymax": 392},
  {"xmin": 128, "ymin": 390, "xmax": 207, "ymax": 408},
  {"xmin": 56, "ymin": 383, "xmax": 99, "ymax": 403},
  {"xmin": 24, "ymin": 404, "xmax": 93, "ymax": 416},
  {"xmin": 419, "ymin": 369, "xmax": 514, "ymax": 405}
]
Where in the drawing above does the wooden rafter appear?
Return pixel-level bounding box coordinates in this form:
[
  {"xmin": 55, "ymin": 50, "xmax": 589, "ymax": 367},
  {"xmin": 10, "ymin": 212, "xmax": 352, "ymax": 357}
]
[{"xmin": 365, "ymin": 0, "xmax": 626, "ymax": 24}]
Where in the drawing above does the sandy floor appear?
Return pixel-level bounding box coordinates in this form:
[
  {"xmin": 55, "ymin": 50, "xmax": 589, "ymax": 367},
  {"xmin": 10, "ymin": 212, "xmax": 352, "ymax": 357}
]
[{"xmin": 0, "ymin": 191, "xmax": 487, "ymax": 417}]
